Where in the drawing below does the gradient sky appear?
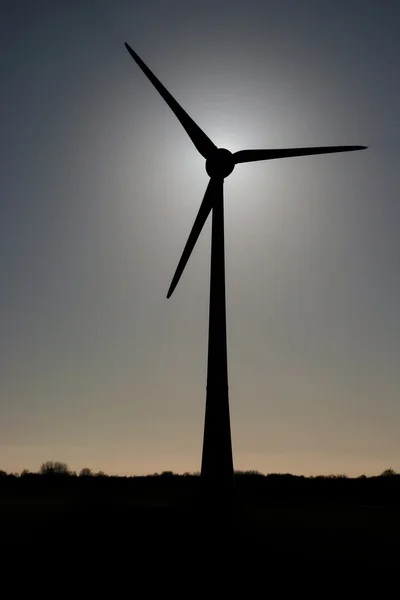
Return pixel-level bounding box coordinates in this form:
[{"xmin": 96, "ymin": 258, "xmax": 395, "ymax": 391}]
[{"xmin": 1, "ymin": 0, "xmax": 399, "ymax": 476}]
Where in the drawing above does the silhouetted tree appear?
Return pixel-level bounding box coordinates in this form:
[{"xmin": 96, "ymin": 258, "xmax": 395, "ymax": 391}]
[
  {"xmin": 40, "ymin": 461, "xmax": 70, "ymax": 475},
  {"xmin": 79, "ymin": 468, "xmax": 93, "ymax": 477},
  {"xmin": 0, "ymin": 470, "xmax": 7, "ymax": 477},
  {"xmin": 380, "ymin": 468, "xmax": 397, "ymax": 477}
]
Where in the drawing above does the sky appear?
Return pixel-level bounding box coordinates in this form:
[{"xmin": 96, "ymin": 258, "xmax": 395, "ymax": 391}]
[{"xmin": 1, "ymin": 0, "xmax": 399, "ymax": 477}]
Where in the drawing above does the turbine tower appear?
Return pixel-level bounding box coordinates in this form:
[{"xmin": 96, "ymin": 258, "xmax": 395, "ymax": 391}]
[{"xmin": 125, "ymin": 42, "xmax": 367, "ymax": 493}]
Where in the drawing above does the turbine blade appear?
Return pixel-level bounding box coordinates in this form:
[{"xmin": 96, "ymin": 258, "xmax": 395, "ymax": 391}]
[
  {"xmin": 125, "ymin": 42, "xmax": 217, "ymax": 160},
  {"xmin": 233, "ymin": 145, "xmax": 368, "ymax": 164},
  {"xmin": 167, "ymin": 178, "xmax": 223, "ymax": 298}
]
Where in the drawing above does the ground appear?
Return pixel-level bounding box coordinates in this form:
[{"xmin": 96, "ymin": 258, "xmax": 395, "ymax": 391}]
[{"xmin": 2, "ymin": 476, "xmax": 400, "ymax": 565}]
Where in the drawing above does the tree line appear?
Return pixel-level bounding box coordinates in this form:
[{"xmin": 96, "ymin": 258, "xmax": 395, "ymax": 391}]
[{"xmin": 0, "ymin": 461, "xmax": 398, "ymax": 479}]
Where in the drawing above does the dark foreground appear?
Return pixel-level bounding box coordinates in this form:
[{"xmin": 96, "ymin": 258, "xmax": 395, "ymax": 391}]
[{"xmin": 2, "ymin": 473, "xmax": 400, "ymax": 565}]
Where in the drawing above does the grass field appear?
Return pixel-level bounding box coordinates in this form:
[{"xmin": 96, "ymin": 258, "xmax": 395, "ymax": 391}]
[{"xmin": 2, "ymin": 474, "xmax": 400, "ymax": 564}]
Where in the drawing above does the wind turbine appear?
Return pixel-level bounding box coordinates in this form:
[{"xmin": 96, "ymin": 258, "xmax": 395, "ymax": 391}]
[{"xmin": 125, "ymin": 42, "xmax": 367, "ymax": 492}]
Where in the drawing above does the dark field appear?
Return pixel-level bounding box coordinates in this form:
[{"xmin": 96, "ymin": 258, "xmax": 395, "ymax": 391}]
[{"xmin": 2, "ymin": 473, "xmax": 400, "ymax": 565}]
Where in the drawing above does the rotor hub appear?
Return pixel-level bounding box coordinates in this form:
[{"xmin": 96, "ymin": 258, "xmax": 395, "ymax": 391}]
[{"xmin": 205, "ymin": 148, "xmax": 235, "ymax": 179}]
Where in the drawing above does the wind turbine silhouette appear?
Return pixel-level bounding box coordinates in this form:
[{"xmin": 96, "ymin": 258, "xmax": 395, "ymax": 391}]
[{"xmin": 125, "ymin": 42, "xmax": 367, "ymax": 492}]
